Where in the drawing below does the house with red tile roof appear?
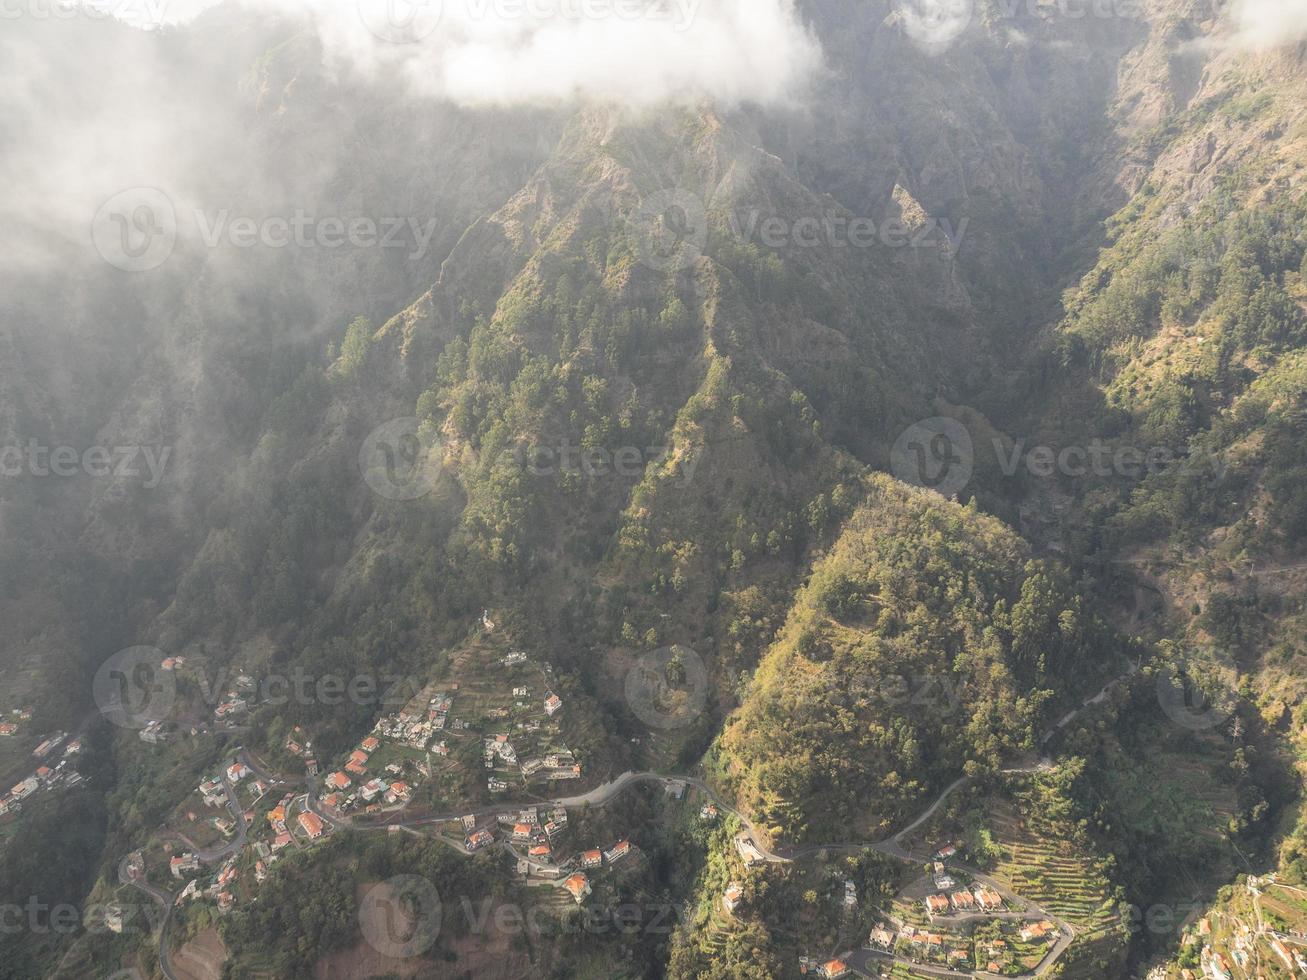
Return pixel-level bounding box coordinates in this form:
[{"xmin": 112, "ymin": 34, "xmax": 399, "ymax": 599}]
[
  {"xmin": 298, "ymin": 811, "xmax": 325, "ymax": 839},
  {"xmin": 925, "ymin": 895, "xmax": 951, "ymax": 919},
  {"xmin": 563, "ymin": 873, "xmax": 591, "ymax": 903},
  {"xmin": 950, "ymin": 890, "xmax": 977, "ymax": 912}
]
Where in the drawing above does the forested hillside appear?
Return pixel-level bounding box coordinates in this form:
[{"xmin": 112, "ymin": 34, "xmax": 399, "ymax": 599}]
[{"xmin": 3, "ymin": 1, "xmax": 1307, "ymax": 978}]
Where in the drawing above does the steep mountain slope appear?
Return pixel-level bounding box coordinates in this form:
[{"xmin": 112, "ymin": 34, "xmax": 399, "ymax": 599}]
[{"xmin": 4, "ymin": 1, "xmax": 1307, "ymax": 978}]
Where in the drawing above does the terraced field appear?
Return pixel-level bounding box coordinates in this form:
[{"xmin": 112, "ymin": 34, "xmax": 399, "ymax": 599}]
[{"xmin": 987, "ymin": 805, "xmax": 1118, "ymax": 932}]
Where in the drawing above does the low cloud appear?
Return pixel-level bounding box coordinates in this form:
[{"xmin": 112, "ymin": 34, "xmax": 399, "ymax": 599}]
[
  {"xmin": 165, "ymin": 0, "xmax": 822, "ymax": 108},
  {"xmin": 1227, "ymin": 0, "xmax": 1307, "ymax": 49}
]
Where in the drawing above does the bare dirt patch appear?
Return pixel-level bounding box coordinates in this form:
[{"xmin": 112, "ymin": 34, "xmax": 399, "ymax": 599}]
[{"xmin": 171, "ymin": 926, "xmax": 227, "ymax": 980}]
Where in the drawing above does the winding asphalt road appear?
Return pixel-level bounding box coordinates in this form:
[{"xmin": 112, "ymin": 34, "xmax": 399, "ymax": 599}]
[{"xmin": 117, "ymin": 853, "xmax": 179, "ymax": 980}]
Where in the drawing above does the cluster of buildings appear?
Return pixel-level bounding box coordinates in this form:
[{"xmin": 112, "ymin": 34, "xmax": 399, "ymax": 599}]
[
  {"xmin": 0, "ymin": 707, "xmax": 31, "ymax": 737},
  {"xmin": 923, "ymin": 883, "xmax": 1005, "ymax": 919},
  {"xmin": 866, "ymin": 916, "xmax": 1051, "ymax": 972},
  {"xmin": 895, "ymin": 925, "xmax": 971, "ymax": 968},
  {"xmin": 0, "ymin": 735, "xmax": 83, "ymax": 817},
  {"xmin": 371, "ymin": 689, "xmax": 456, "ymax": 751},
  {"xmin": 319, "ymin": 730, "xmax": 417, "ymax": 814},
  {"xmin": 490, "ymin": 735, "xmax": 582, "ymax": 782},
  {"xmin": 1186, "ymin": 918, "xmax": 1307, "ymax": 980},
  {"xmin": 495, "ymin": 805, "xmax": 571, "ymax": 863}
]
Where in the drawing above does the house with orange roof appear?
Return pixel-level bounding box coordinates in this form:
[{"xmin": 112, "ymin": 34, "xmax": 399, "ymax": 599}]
[
  {"xmin": 1020, "ymin": 921, "xmax": 1055, "ymax": 942},
  {"xmin": 298, "ymin": 811, "xmax": 325, "ymax": 839},
  {"xmin": 722, "ymin": 882, "xmax": 744, "ymax": 914},
  {"xmin": 817, "ymin": 960, "xmax": 848, "ymax": 979},
  {"xmin": 581, "ymin": 849, "xmax": 603, "ymax": 868},
  {"xmin": 361, "ymin": 737, "xmax": 380, "ymax": 752},
  {"xmin": 563, "ymin": 873, "xmax": 591, "ymax": 904},
  {"xmin": 925, "ymin": 895, "xmax": 951, "ymax": 918},
  {"xmin": 326, "ymin": 771, "xmax": 351, "ymax": 790},
  {"xmin": 973, "ymin": 886, "xmax": 1004, "ymax": 910},
  {"xmin": 528, "ymin": 844, "xmax": 553, "ymax": 861},
  {"xmin": 950, "ymin": 890, "xmax": 977, "ymax": 912},
  {"xmin": 512, "ymin": 823, "xmax": 534, "ymax": 841}
]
